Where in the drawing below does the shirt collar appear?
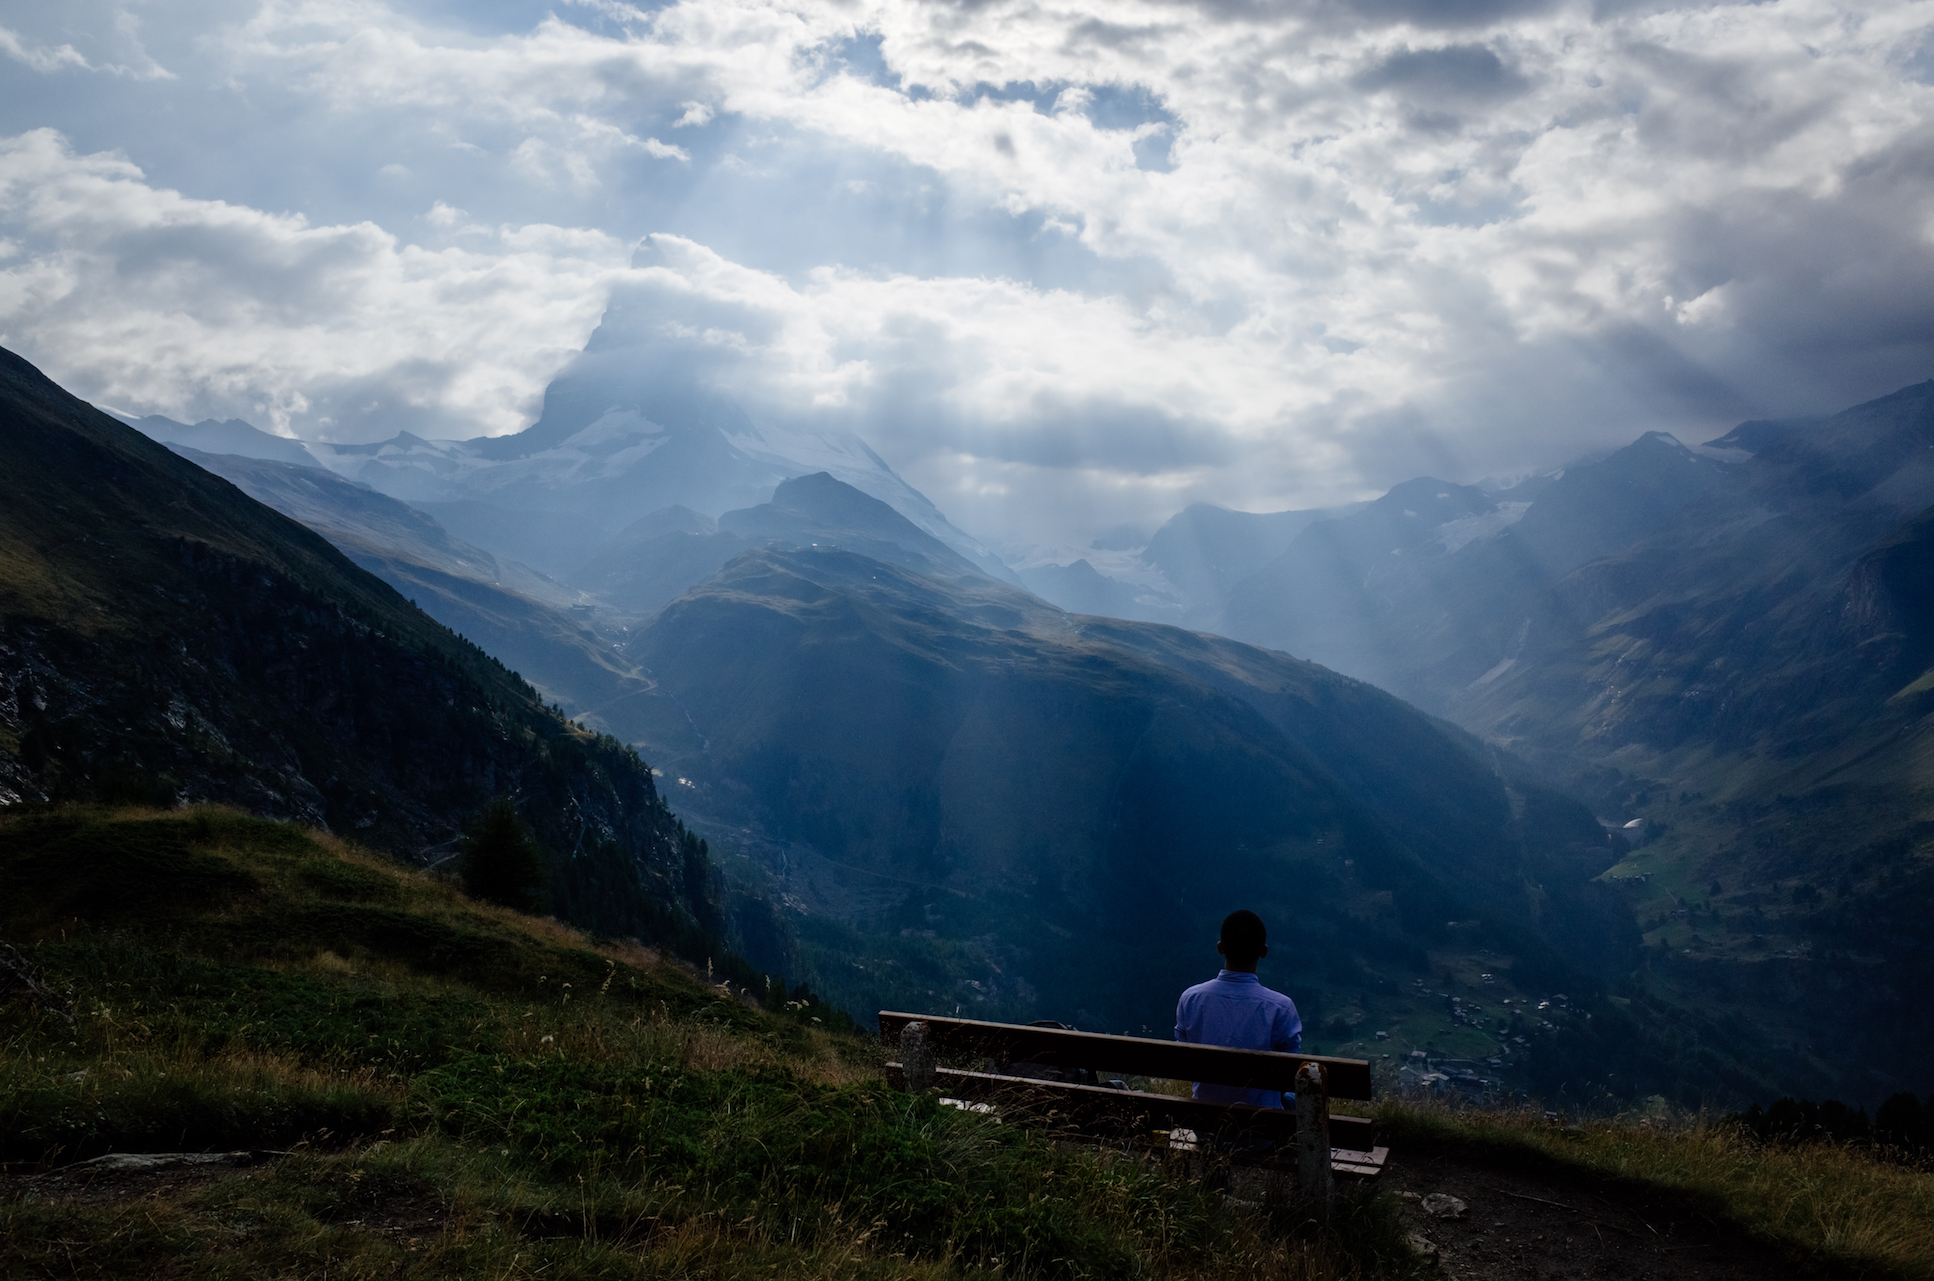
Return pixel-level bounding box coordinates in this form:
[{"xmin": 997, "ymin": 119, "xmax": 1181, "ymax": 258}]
[{"xmin": 1216, "ymin": 970, "xmax": 1259, "ymax": 983}]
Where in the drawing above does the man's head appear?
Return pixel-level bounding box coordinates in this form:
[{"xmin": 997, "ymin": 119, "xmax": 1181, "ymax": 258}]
[{"xmin": 1217, "ymin": 909, "xmax": 1268, "ymax": 972}]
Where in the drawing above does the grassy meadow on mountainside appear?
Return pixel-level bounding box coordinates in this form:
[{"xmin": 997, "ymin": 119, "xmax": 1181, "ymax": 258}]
[
  {"xmin": 0, "ymin": 805, "xmax": 1429, "ymax": 1280},
  {"xmin": 5, "ymin": 805, "xmax": 1932, "ymax": 1280}
]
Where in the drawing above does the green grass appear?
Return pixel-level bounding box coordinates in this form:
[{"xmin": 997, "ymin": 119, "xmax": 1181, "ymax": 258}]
[
  {"xmin": 11, "ymin": 806, "xmax": 1933, "ymax": 1278},
  {"xmin": 0, "ymin": 806, "xmax": 1426, "ymax": 1279}
]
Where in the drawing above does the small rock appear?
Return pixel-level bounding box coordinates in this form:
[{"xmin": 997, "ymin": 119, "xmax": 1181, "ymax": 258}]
[
  {"xmin": 62, "ymin": 1153, "xmax": 276, "ymax": 1176},
  {"xmin": 1421, "ymin": 1193, "xmax": 1468, "ymax": 1219},
  {"xmin": 1406, "ymin": 1231, "xmax": 1439, "ymax": 1259},
  {"xmin": 1400, "ymin": 1190, "xmax": 1422, "ymax": 1200},
  {"xmin": 70, "ymin": 1151, "xmax": 258, "ymax": 1173}
]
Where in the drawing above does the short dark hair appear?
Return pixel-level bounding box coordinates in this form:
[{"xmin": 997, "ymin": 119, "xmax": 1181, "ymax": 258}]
[{"xmin": 1219, "ymin": 909, "xmax": 1267, "ymax": 961}]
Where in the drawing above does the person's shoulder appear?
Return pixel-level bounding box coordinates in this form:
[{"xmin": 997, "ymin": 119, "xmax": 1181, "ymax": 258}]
[
  {"xmin": 1257, "ymin": 983, "xmax": 1298, "ymax": 1009},
  {"xmin": 1177, "ymin": 977, "xmax": 1223, "ymax": 1002}
]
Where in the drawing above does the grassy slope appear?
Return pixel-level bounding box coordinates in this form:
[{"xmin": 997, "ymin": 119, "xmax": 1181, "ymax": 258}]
[
  {"xmin": 0, "ymin": 806, "xmax": 1427, "ymax": 1281},
  {"xmin": 5, "ymin": 807, "xmax": 1926, "ymax": 1279}
]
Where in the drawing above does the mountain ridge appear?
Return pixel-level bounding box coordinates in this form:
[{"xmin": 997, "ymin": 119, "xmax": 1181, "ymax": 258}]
[{"xmin": 125, "ymin": 372, "xmax": 1021, "ymax": 588}]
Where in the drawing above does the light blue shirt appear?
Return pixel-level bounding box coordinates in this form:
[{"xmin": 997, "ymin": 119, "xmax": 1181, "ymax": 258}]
[{"xmin": 1174, "ymin": 970, "xmax": 1303, "ymax": 1108}]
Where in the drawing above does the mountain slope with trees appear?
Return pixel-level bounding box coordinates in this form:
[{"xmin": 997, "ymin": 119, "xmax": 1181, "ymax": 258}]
[
  {"xmin": 0, "ymin": 347, "xmax": 730, "ymax": 953},
  {"xmin": 167, "ymin": 447, "xmax": 662, "ymax": 745}
]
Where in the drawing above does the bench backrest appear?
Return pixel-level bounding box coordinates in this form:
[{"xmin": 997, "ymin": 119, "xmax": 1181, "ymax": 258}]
[{"xmin": 877, "ymin": 1011, "xmax": 1373, "ymax": 1101}]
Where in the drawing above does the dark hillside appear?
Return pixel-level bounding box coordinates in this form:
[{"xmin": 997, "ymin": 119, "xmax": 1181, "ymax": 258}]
[
  {"xmin": 168, "ymin": 448, "xmax": 662, "ymax": 744},
  {"xmin": 0, "ymin": 347, "xmax": 719, "ymax": 951}
]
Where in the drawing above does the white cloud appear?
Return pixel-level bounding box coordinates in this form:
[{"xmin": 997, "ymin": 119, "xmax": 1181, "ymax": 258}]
[
  {"xmin": 0, "ymin": 8, "xmax": 174, "ymax": 81},
  {"xmin": 0, "ymin": 129, "xmax": 640, "ymax": 439},
  {"xmin": 0, "ymin": 26, "xmax": 92, "ymax": 73},
  {"xmin": 5, "ymin": 0, "xmax": 1934, "ymax": 545},
  {"xmin": 595, "ymin": 232, "xmax": 1373, "ymax": 527}
]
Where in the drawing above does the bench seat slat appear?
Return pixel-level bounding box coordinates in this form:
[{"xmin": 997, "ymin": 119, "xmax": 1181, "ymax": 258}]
[
  {"xmin": 879, "ymin": 1011, "xmax": 1374, "ymax": 1101},
  {"xmin": 887, "ymin": 1063, "xmax": 1376, "ymax": 1154},
  {"xmin": 1330, "ymin": 1147, "xmax": 1390, "ymax": 1180}
]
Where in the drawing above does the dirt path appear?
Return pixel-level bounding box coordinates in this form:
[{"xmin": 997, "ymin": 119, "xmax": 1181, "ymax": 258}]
[
  {"xmin": 1387, "ymin": 1143, "xmax": 1835, "ymax": 1280},
  {"xmin": 2, "ymin": 1152, "xmax": 450, "ymax": 1246},
  {"xmin": 2, "ymin": 1156, "xmax": 251, "ymax": 1211}
]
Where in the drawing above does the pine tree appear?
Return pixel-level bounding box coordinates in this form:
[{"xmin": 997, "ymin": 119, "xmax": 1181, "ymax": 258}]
[{"xmin": 461, "ymin": 797, "xmax": 546, "ymax": 912}]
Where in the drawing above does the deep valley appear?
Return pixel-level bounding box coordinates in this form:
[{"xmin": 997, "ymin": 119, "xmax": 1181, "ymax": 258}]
[{"xmin": 5, "ymin": 335, "xmax": 1932, "ymax": 1115}]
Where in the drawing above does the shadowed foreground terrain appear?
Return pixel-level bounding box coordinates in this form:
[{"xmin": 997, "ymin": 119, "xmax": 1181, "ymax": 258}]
[{"xmin": 4, "ymin": 806, "xmax": 1931, "ymax": 1280}]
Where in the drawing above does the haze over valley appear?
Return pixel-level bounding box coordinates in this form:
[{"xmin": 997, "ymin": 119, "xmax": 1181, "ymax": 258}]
[{"xmin": 0, "ymin": 322, "xmax": 1916, "ymax": 1113}]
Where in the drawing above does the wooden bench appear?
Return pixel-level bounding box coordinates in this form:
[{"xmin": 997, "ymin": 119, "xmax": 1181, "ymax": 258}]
[{"xmin": 879, "ymin": 1012, "xmax": 1387, "ymax": 1194}]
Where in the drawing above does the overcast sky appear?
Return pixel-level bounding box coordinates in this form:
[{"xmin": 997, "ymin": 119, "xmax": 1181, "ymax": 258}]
[{"xmin": 3, "ymin": 0, "xmax": 1933, "ymax": 550}]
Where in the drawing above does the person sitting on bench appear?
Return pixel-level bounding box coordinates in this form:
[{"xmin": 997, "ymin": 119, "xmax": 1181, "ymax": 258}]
[{"xmin": 1174, "ymin": 909, "xmax": 1303, "ymax": 1107}]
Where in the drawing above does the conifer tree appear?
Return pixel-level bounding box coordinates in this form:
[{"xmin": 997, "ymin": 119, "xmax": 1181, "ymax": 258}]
[{"xmin": 462, "ymin": 796, "xmax": 546, "ymax": 912}]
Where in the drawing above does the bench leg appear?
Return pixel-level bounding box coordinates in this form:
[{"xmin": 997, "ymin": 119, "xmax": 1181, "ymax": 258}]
[
  {"xmin": 1296, "ymin": 1061, "xmax": 1333, "ymax": 1215},
  {"xmin": 901, "ymin": 1020, "xmax": 936, "ymax": 1093}
]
